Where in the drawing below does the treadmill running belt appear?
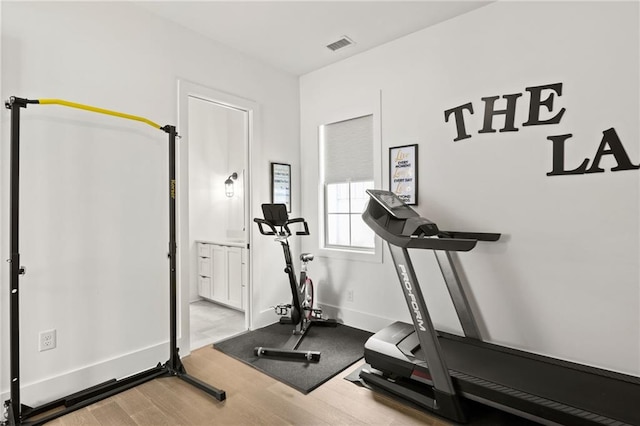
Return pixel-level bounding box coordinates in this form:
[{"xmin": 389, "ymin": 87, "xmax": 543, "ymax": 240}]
[{"xmin": 439, "ymin": 333, "xmax": 640, "ymax": 425}]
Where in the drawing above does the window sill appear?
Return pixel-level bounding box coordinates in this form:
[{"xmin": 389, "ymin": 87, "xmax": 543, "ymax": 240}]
[{"xmin": 317, "ymin": 243, "xmax": 382, "ymax": 264}]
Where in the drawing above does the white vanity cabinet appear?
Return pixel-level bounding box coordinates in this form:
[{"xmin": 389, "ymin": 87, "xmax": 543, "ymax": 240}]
[{"xmin": 197, "ymin": 241, "xmax": 244, "ymax": 310}]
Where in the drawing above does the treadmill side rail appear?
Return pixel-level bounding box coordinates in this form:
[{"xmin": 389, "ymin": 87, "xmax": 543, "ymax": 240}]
[
  {"xmin": 434, "ymin": 250, "xmax": 482, "ymax": 340},
  {"xmin": 384, "ymin": 243, "xmax": 466, "ymax": 423}
]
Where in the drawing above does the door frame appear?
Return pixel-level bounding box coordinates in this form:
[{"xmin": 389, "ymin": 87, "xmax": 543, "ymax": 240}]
[{"xmin": 176, "ymin": 79, "xmax": 257, "ymax": 354}]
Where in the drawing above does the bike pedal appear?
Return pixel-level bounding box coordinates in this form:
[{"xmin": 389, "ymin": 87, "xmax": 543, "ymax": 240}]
[{"xmin": 274, "ymin": 304, "xmax": 291, "ymax": 316}]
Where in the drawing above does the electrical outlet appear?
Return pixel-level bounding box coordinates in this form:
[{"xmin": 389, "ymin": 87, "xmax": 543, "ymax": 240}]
[
  {"xmin": 39, "ymin": 329, "xmax": 56, "ymax": 352},
  {"xmin": 347, "ymin": 289, "xmax": 354, "ymax": 302}
]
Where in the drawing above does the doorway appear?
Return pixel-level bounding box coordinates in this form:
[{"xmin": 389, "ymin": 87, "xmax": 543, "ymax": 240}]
[{"xmin": 177, "ymin": 80, "xmax": 256, "ymax": 353}]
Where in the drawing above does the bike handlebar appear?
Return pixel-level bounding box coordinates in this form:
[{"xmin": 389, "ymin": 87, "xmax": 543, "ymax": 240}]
[
  {"xmin": 253, "ymin": 217, "xmax": 310, "ymax": 237},
  {"xmin": 254, "ymin": 218, "xmax": 277, "ymax": 235}
]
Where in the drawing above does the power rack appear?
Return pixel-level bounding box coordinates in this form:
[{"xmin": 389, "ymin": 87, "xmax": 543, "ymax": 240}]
[{"xmin": 3, "ymin": 97, "xmax": 226, "ymax": 425}]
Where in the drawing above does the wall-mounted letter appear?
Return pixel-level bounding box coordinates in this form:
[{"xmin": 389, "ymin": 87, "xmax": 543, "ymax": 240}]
[
  {"xmin": 546, "ymin": 133, "xmax": 589, "ymax": 176},
  {"xmin": 523, "ymin": 83, "xmax": 565, "ymax": 126},
  {"xmin": 585, "ymin": 128, "xmax": 640, "ymax": 173},
  {"xmin": 444, "ymin": 102, "xmax": 474, "ymax": 141},
  {"xmin": 478, "ymin": 93, "xmax": 522, "ymax": 134}
]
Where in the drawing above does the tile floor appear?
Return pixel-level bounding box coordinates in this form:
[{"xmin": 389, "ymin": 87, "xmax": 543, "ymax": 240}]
[{"xmin": 190, "ymin": 299, "xmax": 246, "ymax": 350}]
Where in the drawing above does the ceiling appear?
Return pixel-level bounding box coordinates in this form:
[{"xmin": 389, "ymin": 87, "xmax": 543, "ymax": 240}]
[{"xmin": 134, "ymin": 1, "xmax": 493, "ymax": 76}]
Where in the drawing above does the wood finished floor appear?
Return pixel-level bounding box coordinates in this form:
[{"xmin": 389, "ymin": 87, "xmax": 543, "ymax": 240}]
[{"xmin": 47, "ymin": 345, "xmax": 451, "ymax": 426}]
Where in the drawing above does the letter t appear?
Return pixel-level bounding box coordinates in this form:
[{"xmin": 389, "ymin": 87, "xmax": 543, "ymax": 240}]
[{"xmin": 444, "ymin": 102, "xmax": 474, "ymax": 141}]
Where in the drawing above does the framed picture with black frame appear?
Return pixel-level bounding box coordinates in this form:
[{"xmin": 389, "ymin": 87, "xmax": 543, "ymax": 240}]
[
  {"xmin": 271, "ymin": 162, "xmax": 291, "ymax": 212},
  {"xmin": 389, "ymin": 144, "xmax": 418, "ymax": 205}
]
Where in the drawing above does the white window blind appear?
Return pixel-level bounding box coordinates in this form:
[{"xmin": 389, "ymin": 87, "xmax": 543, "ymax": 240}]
[{"xmin": 322, "ymin": 115, "xmax": 373, "ymax": 183}]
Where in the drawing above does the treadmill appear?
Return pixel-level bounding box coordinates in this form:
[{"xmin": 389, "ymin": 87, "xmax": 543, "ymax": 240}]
[{"xmin": 359, "ymin": 189, "xmax": 640, "ymax": 426}]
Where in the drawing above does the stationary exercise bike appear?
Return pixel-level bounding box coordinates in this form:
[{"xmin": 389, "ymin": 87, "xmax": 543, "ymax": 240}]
[{"xmin": 254, "ymin": 204, "xmax": 337, "ymax": 362}]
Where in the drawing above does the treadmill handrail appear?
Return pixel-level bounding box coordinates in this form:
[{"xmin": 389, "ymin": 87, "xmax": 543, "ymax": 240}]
[
  {"xmin": 439, "ymin": 231, "xmax": 501, "ymax": 242},
  {"xmin": 362, "ymin": 208, "xmax": 480, "ymax": 251}
]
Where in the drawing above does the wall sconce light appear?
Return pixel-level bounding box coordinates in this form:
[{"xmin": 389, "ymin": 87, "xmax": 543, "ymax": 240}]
[{"xmin": 225, "ymin": 172, "xmax": 238, "ymax": 197}]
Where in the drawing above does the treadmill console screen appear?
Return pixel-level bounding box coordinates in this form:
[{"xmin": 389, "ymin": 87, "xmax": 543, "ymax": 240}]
[{"xmin": 366, "ymin": 189, "xmax": 418, "ymax": 219}]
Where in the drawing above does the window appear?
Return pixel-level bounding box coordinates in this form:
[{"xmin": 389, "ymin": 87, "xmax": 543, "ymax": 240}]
[
  {"xmin": 321, "ymin": 115, "xmax": 375, "ymax": 251},
  {"xmin": 326, "ymin": 181, "xmax": 374, "ymax": 248}
]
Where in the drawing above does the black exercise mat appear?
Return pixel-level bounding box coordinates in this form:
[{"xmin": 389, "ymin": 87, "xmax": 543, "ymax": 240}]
[{"xmin": 214, "ymin": 322, "xmax": 372, "ymax": 394}]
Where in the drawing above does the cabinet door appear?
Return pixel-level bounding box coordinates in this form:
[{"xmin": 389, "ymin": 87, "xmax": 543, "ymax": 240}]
[
  {"xmin": 226, "ymin": 247, "xmax": 243, "ymax": 310},
  {"xmin": 197, "ymin": 242, "xmax": 211, "ymax": 258},
  {"xmin": 198, "ymin": 276, "xmax": 212, "ymax": 299},
  {"xmin": 211, "ymin": 245, "xmax": 227, "ymax": 302},
  {"xmin": 197, "ymin": 243, "xmax": 212, "ymax": 299},
  {"xmin": 199, "ymin": 257, "xmax": 212, "ymax": 277}
]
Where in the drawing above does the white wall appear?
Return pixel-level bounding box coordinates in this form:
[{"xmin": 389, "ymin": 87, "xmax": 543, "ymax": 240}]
[
  {"xmin": 300, "ymin": 1, "xmax": 639, "ymax": 376},
  {"xmin": 0, "ymin": 1, "xmax": 299, "ymax": 406}
]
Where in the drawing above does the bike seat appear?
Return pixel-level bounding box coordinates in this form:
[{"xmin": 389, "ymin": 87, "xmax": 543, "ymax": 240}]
[{"xmin": 300, "ymin": 253, "xmax": 314, "ymax": 262}]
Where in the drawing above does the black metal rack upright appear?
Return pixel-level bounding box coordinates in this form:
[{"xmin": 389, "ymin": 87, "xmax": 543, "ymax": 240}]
[{"xmin": 3, "ymin": 96, "xmax": 226, "ymax": 426}]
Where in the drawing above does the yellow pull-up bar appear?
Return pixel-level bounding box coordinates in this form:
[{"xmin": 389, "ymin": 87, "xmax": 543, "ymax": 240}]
[{"xmin": 36, "ymin": 98, "xmax": 163, "ymax": 131}]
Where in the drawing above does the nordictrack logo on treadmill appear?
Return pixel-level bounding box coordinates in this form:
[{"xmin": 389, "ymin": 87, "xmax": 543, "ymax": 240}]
[{"xmin": 398, "ymin": 264, "xmax": 427, "ymax": 332}]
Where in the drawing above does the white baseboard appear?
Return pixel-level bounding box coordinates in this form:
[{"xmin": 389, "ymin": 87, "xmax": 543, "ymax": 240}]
[
  {"xmin": 251, "ymin": 307, "xmax": 280, "ymax": 330},
  {"xmin": 1, "ymin": 342, "xmax": 172, "ymax": 408},
  {"xmin": 317, "ymin": 303, "xmax": 396, "ymax": 333},
  {"xmin": 252, "ymin": 303, "xmax": 396, "ymax": 333}
]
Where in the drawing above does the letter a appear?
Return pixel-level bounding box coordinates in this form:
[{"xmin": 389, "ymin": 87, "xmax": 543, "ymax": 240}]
[{"xmin": 585, "ymin": 128, "xmax": 640, "ymax": 173}]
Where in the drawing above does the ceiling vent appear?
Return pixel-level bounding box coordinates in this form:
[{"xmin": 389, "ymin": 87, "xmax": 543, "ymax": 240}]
[{"xmin": 326, "ymin": 36, "xmax": 355, "ymax": 52}]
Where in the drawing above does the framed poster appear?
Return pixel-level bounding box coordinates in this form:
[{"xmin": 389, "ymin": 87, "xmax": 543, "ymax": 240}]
[
  {"xmin": 271, "ymin": 162, "xmax": 291, "ymax": 212},
  {"xmin": 389, "ymin": 144, "xmax": 418, "ymax": 205}
]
